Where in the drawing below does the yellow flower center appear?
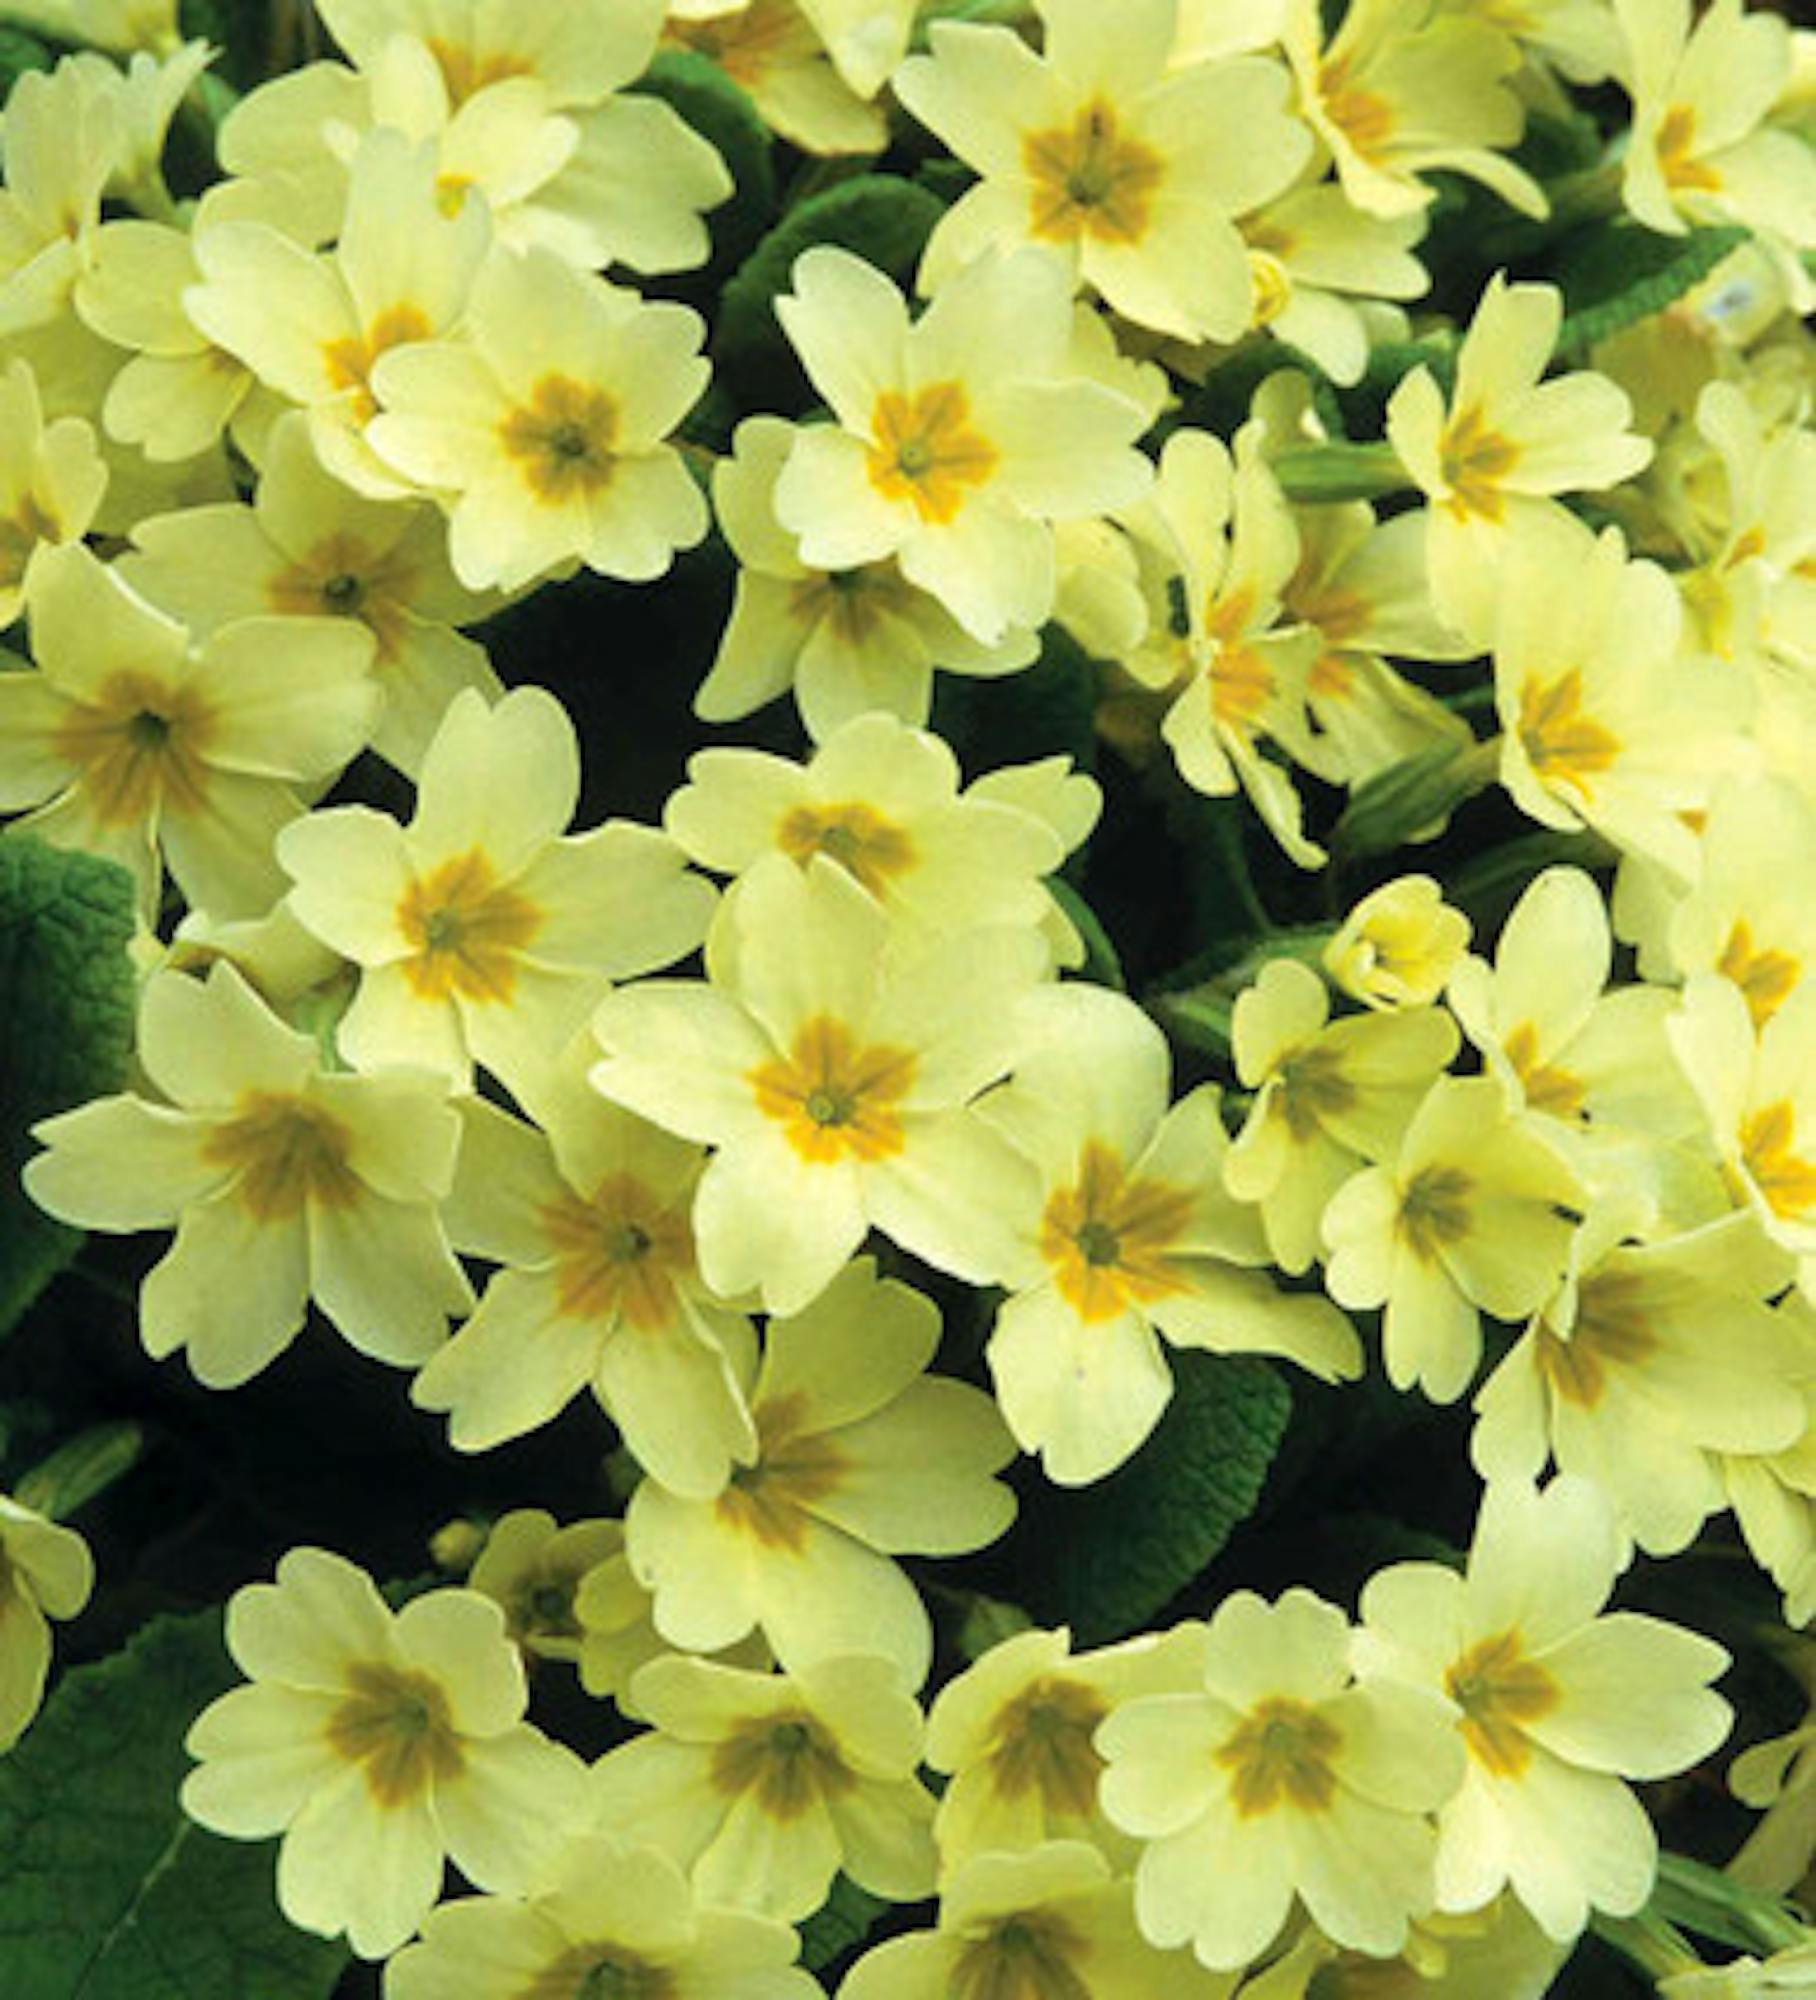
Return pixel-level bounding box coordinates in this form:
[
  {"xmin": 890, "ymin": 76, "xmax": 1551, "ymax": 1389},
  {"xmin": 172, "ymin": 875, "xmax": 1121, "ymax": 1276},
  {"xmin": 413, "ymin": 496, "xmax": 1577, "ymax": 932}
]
[
  {"xmin": 500, "ymin": 375, "xmax": 621, "ymax": 503},
  {"xmin": 1317, "ymin": 55, "xmax": 1397, "ymax": 162},
  {"xmin": 508, "ymin": 1570, "xmax": 585, "ymax": 1647},
  {"xmin": 395, "ymin": 848, "xmax": 544, "ymax": 1004},
  {"xmin": 708, "ymin": 1709, "xmax": 857, "ymax": 1818},
  {"xmin": 1718, "ymin": 920, "xmax": 1799, "ymax": 1030},
  {"xmin": 747, "ymin": 1014, "xmax": 916, "ymax": 1164},
  {"xmin": 1436, "ymin": 404, "xmax": 1521, "ymax": 522},
  {"xmin": 984, "ymin": 1676, "xmax": 1109, "ymax": 1817},
  {"xmin": 1277, "ymin": 1044, "xmax": 1357, "ymax": 1142},
  {"xmin": 265, "ymin": 529, "xmax": 413, "ymax": 661},
  {"xmin": 1205, "ymin": 587, "xmax": 1275, "ymax": 730},
  {"xmin": 1534, "ymin": 1269, "xmax": 1657, "ymax": 1411},
  {"xmin": 952, "ymin": 1911, "xmax": 1091, "ymax": 2000},
  {"xmin": 1398, "ymin": 1164, "xmax": 1473, "ymax": 1261},
  {"xmin": 1502, "ymin": 1022, "xmax": 1585, "ymax": 1119},
  {"xmin": 423, "ymin": 38, "xmax": 532, "ymax": 104},
  {"xmin": 1444, "ymin": 1630, "xmax": 1559, "ymax": 1778},
  {"xmin": 541, "ymin": 1173, "xmax": 693, "ymax": 1331},
  {"xmin": 1741, "ymin": 1102, "xmax": 1816, "ymax": 1224},
  {"xmin": 1248, "ymin": 250, "xmax": 1293, "ymax": 327},
  {"xmin": 1039, "ymin": 1139, "xmax": 1194, "ymax": 1324},
  {"xmin": 324, "ymin": 1660, "xmax": 464, "ymax": 1807},
  {"xmin": 865, "ymin": 382, "xmax": 998, "ymax": 525},
  {"xmin": 0, "ymin": 492, "xmax": 57, "ymax": 589},
  {"xmin": 713, "ymin": 1391, "xmax": 846, "ymax": 1551},
  {"xmin": 776, "ymin": 800, "xmax": 916, "ymax": 896},
  {"xmin": 322, "ymin": 303, "xmax": 432, "ymax": 426},
  {"xmin": 1022, "ymin": 97, "xmax": 1165, "ymax": 247},
  {"xmin": 1216, "ymin": 1695, "xmax": 1342, "ymax": 1818},
  {"xmin": 201, "ymin": 1090, "xmax": 362, "ymax": 1222},
  {"xmin": 51, "ymin": 668, "xmax": 218, "ymax": 830},
  {"xmin": 1657, "ymin": 104, "xmax": 1721, "ymax": 194},
  {"xmin": 520, "ymin": 1943, "xmax": 676, "ymax": 2000},
  {"xmin": 1517, "ymin": 670, "xmax": 1621, "ymax": 797}
]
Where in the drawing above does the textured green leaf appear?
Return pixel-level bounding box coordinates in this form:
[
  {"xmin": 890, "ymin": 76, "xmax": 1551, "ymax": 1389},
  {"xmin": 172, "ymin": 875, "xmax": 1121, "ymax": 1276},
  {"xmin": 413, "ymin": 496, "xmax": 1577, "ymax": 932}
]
[
  {"xmin": 1330, "ymin": 737, "xmax": 1499, "ymax": 861},
  {"xmin": 931, "ymin": 623, "xmax": 1098, "ymax": 774},
  {"xmin": 0, "ymin": 1609, "xmax": 348, "ymax": 2000},
  {"xmin": 798, "ymin": 1875, "xmax": 889, "ymax": 1975},
  {"xmin": 1555, "ymin": 223, "xmax": 1750, "ymax": 359},
  {"xmin": 632, "ymin": 49, "xmax": 776, "ymax": 275},
  {"xmin": 1011, "ymin": 1353, "xmax": 1293, "ymax": 1644},
  {"xmin": 714, "ymin": 174, "xmax": 946, "ymax": 407},
  {"xmin": 0, "ymin": 837, "xmax": 137, "ymax": 1340}
]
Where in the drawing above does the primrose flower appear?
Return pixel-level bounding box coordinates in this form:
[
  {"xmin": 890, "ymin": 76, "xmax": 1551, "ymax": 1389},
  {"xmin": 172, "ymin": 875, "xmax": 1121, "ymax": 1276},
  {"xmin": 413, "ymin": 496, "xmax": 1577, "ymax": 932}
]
[
  {"xmin": 464, "ymin": 1509, "xmax": 623, "ymax": 1669},
  {"xmin": 588, "ymin": 1652, "xmax": 937, "ymax": 1922},
  {"xmin": 366, "ymin": 244, "xmax": 711, "ymax": 592},
  {"xmin": 896, "ymin": 0, "xmax": 1311, "ymax": 343},
  {"xmin": 0, "ymin": 1495, "xmax": 93, "ymax": 1751},
  {"xmin": 1098, "ymin": 1586, "xmax": 1464, "ymax": 1969},
  {"xmin": 794, "ymin": 0, "xmax": 919, "ymax": 99},
  {"xmin": 279, "ymin": 686, "xmax": 715, "ymax": 1098},
  {"xmin": 1282, "ymin": 0, "xmax": 1545, "ymax": 221},
  {"xmin": 842, "ymin": 1841, "xmax": 1243, "ymax": 2000},
  {"xmin": 121, "ymin": 411, "xmax": 504, "ymax": 774},
  {"xmin": 384, "ymin": 1833, "xmax": 820, "ymax": 2000},
  {"xmin": 1227, "ymin": 956, "xmax": 1460, "ymax": 1276},
  {"xmin": 665, "ymin": 3, "xmax": 890, "ymax": 157},
  {"xmin": 590, "ymin": 852, "xmax": 1044, "ymax": 1317},
  {"xmin": 0, "ymin": 543, "xmax": 376, "ymax": 922},
  {"xmin": 624, "ymin": 1258, "xmax": 1016, "ymax": 1689},
  {"xmin": 772, "ymin": 245, "xmax": 1154, "ymax": 645},
  {"xmin": 1321, "ymin": 1075, "xmax": 1585, "ymax": 1403},
  {"xmin": 24, "ymin": 962, "xmax": 471, "ymax": 1386},
  {"xmin": 0, "ymin": 61, "xmax": 118, "ymax": 332},
  {"xmin": 182, "ymin": 1547, "xmax": 585, "ymax": 1959},
  {"xmin": 1324, "ymin": 876, "xmax": 1471, "ymax": 1012},
  {"xmin": 411, "ymin": 1059, "xmax": 757, "ymax": 1495},
  {"xmin": 185, "ymin": 127, "xmax": 492, "ymax": 497},
  {"xmin": 1473, "ymin": 1208, "xmax": 1805, "ymax": 1558},
  {"xmin": 1357, "ymin": 1477, "xmax": 1732, "ymax": 1940},
  {"xmin": 696, "ymin": 415, "xmax": 1039, "ymax": 738},
  {"xmin": 976, "ymin": 982, "xmax": 1362, "ymax": 1485},
  {"xmin": 1387, "ymin": 276, "xmax": 1653, "ymax": 638},
  {"xmin": 925, "ymin": 1622, "xmax": 1207, "ymax": 1872},
  {"xmin": 0, "ymin": 357, "xmax": 106, "ymax": 628},
  {"xmin": 663, "ymin": 712, "xmax": 1085, "ymax": 950}
]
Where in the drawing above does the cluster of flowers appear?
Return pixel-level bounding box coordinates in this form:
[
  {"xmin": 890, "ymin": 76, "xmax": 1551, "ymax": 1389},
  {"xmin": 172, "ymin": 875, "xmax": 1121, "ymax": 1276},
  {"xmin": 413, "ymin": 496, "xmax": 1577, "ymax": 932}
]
[{"xmin": 0, "ymin": 0, "xmax": 1811, "ymax": 1992}]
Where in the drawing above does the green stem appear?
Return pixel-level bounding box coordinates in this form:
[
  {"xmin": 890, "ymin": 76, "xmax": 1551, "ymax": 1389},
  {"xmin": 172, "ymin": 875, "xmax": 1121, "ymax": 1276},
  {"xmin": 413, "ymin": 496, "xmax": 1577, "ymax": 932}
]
[
  {"xmin": 1590, "ymin": 1910, "xmax": 1705, "ymax": 1983},
  {"xmin": 1271, "ymin": 441, "xmax": 1411, "ymax": 505},
  {"xmin": 15, "ymin": 1421, "xmax": 144, "ymax": 1522},
  {"xmin": 1655, "ymin": 1852, "xmax": 1814, "ymax": 1957}
]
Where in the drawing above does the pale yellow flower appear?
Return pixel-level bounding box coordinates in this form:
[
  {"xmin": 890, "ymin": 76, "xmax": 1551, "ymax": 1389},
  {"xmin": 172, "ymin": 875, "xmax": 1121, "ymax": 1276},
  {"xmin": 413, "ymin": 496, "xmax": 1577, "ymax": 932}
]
[
  {"xmin": 0, "ymin": 1494, "xmax": 93, "ymax": 1751},
  {"xmin": 182, "ymin": 1547, "xmax": 585, "ymax": 1959},
  {"xmin": 1322, "ymin": 1075, "xmax": 1585, "ymax": 1403},
  {"xmin": 464, "ymin": 1508, "xmax": 624, "ymax": 1668},
  {"xmin": 0, "ymin": 60, "xmax": 119, "ymax": 333},
  {"xmin": 666, "ymin": 1, "xmax": 890, "ymax": 157},
  {"xmin": 0, "ymin": 356, "xmax": 106, "ymax": 628},
  {"xmin": 1325, "ymin": 876, "xmax": 1471, "ymax": 1011},
  {"xmin": 366, "ymin": 245, "xmax": 711, "ymax": 591},
  {"xmin": 384, "ymin": 1832, "xmax": 819, "ymax": 2000},
  {"xmin": 897, "ymin": 0, "xmax": 1311, "ymax": 343},
  {"xmin": 0, "ymin": 543, "xmax": 377, "ymax": 921},
  {"xmin": 771, "ymin": 245, "xmax": 1154, "ymax": 645},
  {"xmin": 623, "ymin": 1258, "xmax": 1016, "ymax": 1689},
  {"xmin": 587, "ymin": 1651, "xmax": 937, "ymax": 1921},
  {"xmin": 24, "ymin": 962, "xmax": 471, "ymax": 1385},
  {"xmin": 1099, "ymin": 1587, "xmax": 1464, "ymax": 1968},
  {"xmin": 279, "ymin": 686, "xmax": 715, "ymax": 1098},
  {"xmin": 1357, "ymin": 1476, "xmax": 1732, "ymax": 1940}
]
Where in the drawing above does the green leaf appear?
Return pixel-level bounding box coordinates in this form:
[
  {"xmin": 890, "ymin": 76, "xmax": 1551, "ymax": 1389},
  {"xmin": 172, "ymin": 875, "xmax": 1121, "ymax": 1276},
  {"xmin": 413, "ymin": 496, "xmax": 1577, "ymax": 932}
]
[
  {"xmin": 0, "ymin": 837, "xmax": 137, "ymax": 1340},
  {"xmin": 1555, "ymin": 222, "xmax": 1750, "ymax": 360},
  {"xmin": 798, "ymin": 1875, "xmax": 889, "ymax": 1975},
  {"xmin": 1330, "ymin": 737, "xmax": 1499, "ymax": 861},
  {"xmin": 1334, "ymin": 335, "xmax": 1456, "ymax": 440},
  {"xmin": 1165, "ymin": 338, "xmax": 1346, "ymax": 445},
  {"xmin": 931, "ymin": 623, "xmax": 1098, "ymax": 775},
  {"xmin": 631, "ymin": 50, "xmax": 777, "ymax": 275},
  {"xmin": 714, "ymin": 174, "xmax": 946, "ymax": 408},
  {"xmin": 0, "ymin": 1608, "xmax": 348, "ymax": 2000},
  {"xmin": 0, "ymin": 27, "xmax": 53, "ymax": 94},
  {"xmin": 1010, "ymin": 1353, "xmax": 1293, "ymax": 1644},
  {"xmin": 1046, "ymin": 880, "xmax": 1123, "ymax": 992}
]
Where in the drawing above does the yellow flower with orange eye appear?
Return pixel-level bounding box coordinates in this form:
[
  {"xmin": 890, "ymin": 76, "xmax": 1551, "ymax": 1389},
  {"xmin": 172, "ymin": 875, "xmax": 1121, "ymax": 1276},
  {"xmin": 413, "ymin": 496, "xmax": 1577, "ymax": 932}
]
[
  {"xmin": 181, "ymin": 1547, "xmax": 586, "ymax": 1960},
  {"xmin": 278, "ymin": 685, "xmax": 715, "ymax": 1101},
  {"xmin": 24, "ymin": 961, "xmax": 472, "ymax": 1387},
  {"xmin": 976, "ymin": 982, "xmax": 1361, "ymax": 1487},
  {"xmin": 1357, "ymin": 1477, "xmax": 1732, "ymax": 1943},
  {"xmin": 591, "ymin": 851, "xmax": 1046, "ymax": 1318},
  {"xmin": 771, "ymin": 245, "xmax": 1153, "ymax": 646},
  {"xmin": 895, "ymin": 0, "xmax": 1311, "ymax": 343},
  {"xmin": 0, "ymin": 543, "xmax": 376, "ymax": 925}
]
